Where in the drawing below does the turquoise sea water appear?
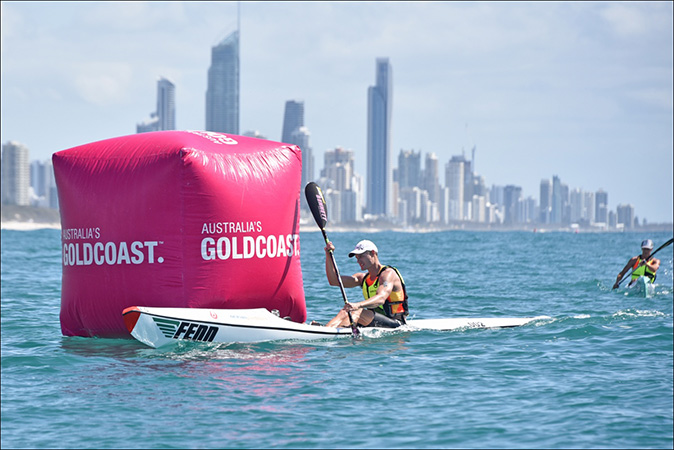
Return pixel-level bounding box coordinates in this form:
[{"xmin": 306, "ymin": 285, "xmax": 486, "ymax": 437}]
[{"xmin": 1, "ymin": 228, "xmax": 673, "ymax": 449}]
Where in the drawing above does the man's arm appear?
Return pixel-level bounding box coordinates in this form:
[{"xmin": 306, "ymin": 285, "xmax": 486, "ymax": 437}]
[
  {"xmin": 613, "ymin": 257, "xmax": 638, "ymax": 288},
  {"xmin": 350, "ymin": 269, "xmax": 397, "ymax": 310},
  {"xmin": 644, "ymin": 257, "xmax": 660, "ymax": 273},
  {"xmin": 324, "ymin": 242, "xmax": 362, "ymax": 288}
]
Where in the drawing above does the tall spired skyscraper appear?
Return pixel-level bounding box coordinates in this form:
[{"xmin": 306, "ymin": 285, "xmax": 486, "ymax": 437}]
[
  {"xmin": 206, "ymin": 30, "xmax": 239, "ymax": 134},
  {"xmin": 366, "ymin": 58, "xmax": 392, "ymax": 217}
]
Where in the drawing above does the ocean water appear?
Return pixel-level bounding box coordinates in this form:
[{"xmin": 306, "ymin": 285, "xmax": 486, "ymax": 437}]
[{"xmin": 1, "ymin": 228, "xmax": 672, "ymax": 449}]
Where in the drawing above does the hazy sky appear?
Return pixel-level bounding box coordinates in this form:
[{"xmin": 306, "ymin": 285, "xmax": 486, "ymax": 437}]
[{"xmin": 2, "ymin": 1, "xmax": 672, "ymax": 223}]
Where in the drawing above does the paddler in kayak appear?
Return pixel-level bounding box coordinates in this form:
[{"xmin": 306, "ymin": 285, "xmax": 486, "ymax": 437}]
[
  {"xmin": 613, "ymin": 239, "xmax": 660, "ymax": 289},
  {"xmin": 321, "ymin": 239, "xmax": 409, "ymax": 328}
]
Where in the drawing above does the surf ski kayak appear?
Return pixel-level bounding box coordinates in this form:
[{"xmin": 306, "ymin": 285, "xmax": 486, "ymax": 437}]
[
  {"xmin": 122, "ymin": 306, "xmax": 550, "ymax": 348},
  {"xmin": 625, "ymin": 275, "xmax": 655, "ymax": 298}
]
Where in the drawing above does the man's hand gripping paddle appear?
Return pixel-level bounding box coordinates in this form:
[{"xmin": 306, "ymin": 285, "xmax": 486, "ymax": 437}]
[{"xmin": 305, "ymin": 182, "xmax": 360, "ymax": 336}]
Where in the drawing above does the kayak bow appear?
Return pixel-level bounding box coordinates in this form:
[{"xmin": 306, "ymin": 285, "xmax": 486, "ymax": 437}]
[{"xmin": 625, "ymin": 275, "xmax": 655, "ymax": 298}]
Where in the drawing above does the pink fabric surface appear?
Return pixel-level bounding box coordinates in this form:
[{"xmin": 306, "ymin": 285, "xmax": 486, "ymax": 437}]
[{"xmin": 53, "ymin": 131, "xmax": 305, "ymax": 337}]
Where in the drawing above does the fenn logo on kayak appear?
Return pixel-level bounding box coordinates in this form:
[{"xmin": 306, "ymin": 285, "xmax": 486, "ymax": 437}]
[{"xmin": 152, "ymin": 317, "xmax": 218, "ymax": 342}]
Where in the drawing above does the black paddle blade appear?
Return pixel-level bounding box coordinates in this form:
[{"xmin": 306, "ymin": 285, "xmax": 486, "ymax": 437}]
[
  {"xmin": 653, "ymin": 238, "xmax": 673, "ymax": 257},
  {"xmin": 305, "ymin": 182, "xmax": 328, "ymax": 229}
]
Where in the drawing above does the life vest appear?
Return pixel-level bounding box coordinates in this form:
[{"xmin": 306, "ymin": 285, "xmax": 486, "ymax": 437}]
[
  {"xmin": 631, "ymin": 256, "xmax": 656, "ymax": 282},
  {"xmin": 361, "ymin": 265, "xmax": 409, "ymax": 322}
]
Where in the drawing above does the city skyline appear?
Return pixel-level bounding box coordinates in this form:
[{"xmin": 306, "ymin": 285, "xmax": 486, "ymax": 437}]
[
  {"xmin": 1, "ymin": 2, "xmax": 672, "ymax": 222},
  {"xmin": 0, "ymin": 134, "xmax": 663, "ymax": 229},
  {"xmin": 314, "ymin": 141, "xmax": 647, "ymax": 229},
  {"xmin": 6, "ymin": 47, "xmax": 640, "ymax": 227}
]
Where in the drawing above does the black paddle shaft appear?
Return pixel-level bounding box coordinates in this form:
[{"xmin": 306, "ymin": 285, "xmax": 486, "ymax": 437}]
[
  {"xmin": 304, "ymin": 182, "xmax": 360, "ymax": 335},
  {"xmin": 322, "ymin": 230, "xmax": 352, "ymax": 306},
  {"xmin": 615, "ymin": 237, "xmax": 673, "ymax": 288}
]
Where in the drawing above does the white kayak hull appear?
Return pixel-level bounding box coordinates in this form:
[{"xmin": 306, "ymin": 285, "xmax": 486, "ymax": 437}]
[
  {"xmin": 626, "ymin": 275, "xmax": 655, "ymax": 298},
  {"xmin": 123, "ymin": 306, "xmax": 549, "ymax": 348}
]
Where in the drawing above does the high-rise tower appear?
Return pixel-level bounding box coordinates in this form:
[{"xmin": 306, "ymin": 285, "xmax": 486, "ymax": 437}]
[
  {"xmin": 282, "ymin": 100, "xmax": 304, "ymax": 144},
  {"xmin": 136, "ymin": 77, "xmax": 176, "ymax": 133},
  {"xmin": 539, "ymin": 178, "xmax": 552, "ymax": 224},
  {"xmin": 156, "ymin": 77, "xmax": 176, "ymax": 131},
  {"xmin": 291, "ymin": 126, "xmax": 314, "ymax": 193},
  {"xmin": 281, "ymin": 100, "xmax": 314, "ymax": 192},
  {"xmin": 551, "ymin": 175, "xmax": 563, "ymax": 224},
  {"xmin": 206, "ymin": 30, "xmax": 240, "ymax": 134},
  {"xmin": 1, "ymin": 141, "xmax": 30, "ymax": 206},
  {"xmin": 446, "ymin": 155, "xmax": 466, "ymax": 221},
  {"xmin": 423, "ymin": 152, "xmax": 440, "ymax": 203},
  {"xmin": 595, "ymin": 189, "xmax": 608, "ymax": 224},
  {"xmin": 397, "ymin": 149, "xmax": 421, "ymax": 190},
  {"xmin": 366, "ymin": 58, "xmax": 392, "ymax": 217},
  {"xmin": 503, "ymin": 185, "xmax": 523, "ymax": 224}
]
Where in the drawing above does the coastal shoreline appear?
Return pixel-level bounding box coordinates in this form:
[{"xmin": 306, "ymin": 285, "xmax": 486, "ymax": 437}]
[
  {"xmin": 3, "ymin": 220, "xmax": 671, "ymax": 234},
  {"xmin": 1, "ymin": 221, "xmax": 61, "ymax": 231},
  {"xmin": 3, "ymin": 205, "xmax": 671, "ymax": 233}
]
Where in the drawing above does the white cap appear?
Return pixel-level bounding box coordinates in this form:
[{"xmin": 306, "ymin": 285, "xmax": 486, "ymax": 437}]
[
  {"xmin": 641, "ymin": 239, "xmax": 654, "ymax": 249},
  {"xmin": 348, "ymin": 240, "xmax": 378, "ymax": 257}
]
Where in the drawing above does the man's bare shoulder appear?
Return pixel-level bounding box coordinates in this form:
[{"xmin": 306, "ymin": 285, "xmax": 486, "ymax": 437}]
[{"xmin": 380, "ymin": 267, "xmax": 402, "ymax": 285}]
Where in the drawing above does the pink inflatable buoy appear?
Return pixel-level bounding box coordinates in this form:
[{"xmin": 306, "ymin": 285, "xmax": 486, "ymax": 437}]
[{"xmin": 53, "ymin": 131, "xmax": 305, "ymax": 338}]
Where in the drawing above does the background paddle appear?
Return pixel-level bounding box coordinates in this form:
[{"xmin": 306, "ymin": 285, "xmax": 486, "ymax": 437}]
[
  {"xmin": 305, "ymin": 182, "xmax": 360, "ymax": 336},
  {"xmin": 614, "ymin": 237, "xmax": 673, "ymax": 288}
]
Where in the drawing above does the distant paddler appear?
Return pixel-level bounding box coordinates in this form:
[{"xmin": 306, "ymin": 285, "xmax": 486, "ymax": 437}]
[{"xmin": 613, "ymin": 239, "xmax": 660, "ymax": 289}]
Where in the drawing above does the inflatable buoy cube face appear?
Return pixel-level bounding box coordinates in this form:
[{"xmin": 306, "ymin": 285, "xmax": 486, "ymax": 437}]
[{"xmin": 53, "ymin": 131, "xmax": 306, "ymax": 338}]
